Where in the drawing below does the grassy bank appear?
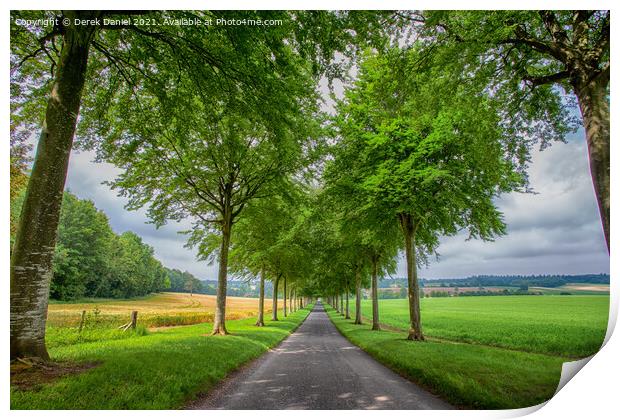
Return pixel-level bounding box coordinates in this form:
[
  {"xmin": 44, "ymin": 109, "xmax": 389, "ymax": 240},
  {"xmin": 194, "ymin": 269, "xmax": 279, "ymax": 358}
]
[
  {"xmin": 11, "ymin": 304, "xmax": 313, "ymax": 409},
  {"xmin": 356, "ymin": 296, "xmax": 608, "ymax": 357},
  {"xmin": 326, "ymin": 306, "xmax": 565, "ymax": 409}
]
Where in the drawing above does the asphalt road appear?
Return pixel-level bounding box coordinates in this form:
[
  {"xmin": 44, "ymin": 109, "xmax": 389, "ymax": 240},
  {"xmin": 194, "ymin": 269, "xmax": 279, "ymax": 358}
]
[{"xmin": 189, "ymin": 302, "xmax": 452, "ymax": 410}]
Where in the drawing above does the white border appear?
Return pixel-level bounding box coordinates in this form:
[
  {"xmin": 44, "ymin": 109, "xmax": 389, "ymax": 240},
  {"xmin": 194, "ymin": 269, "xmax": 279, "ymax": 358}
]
[{"xmin": 3, "ymin": 1, "xmax": 617, "ymax": 419}]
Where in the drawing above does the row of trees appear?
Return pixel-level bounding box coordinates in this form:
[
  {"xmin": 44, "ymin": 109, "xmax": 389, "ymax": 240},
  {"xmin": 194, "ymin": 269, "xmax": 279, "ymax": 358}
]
[
  {"xmin": 10, "ymin": 10, "xmax": 407, "ymax": 358},
  {"xmin": 11, "ymin": 187, "xmax": 171, "ymax": 301},
  {"xmin": 10, "ymin": 10, "xmax": 609, "ymax": 359},
  {"xmin": 319, "ymin": 10, "xmax": 609, "ymax": 340},
  {"xmin": 164, "ymin": 268, "xmax": 206, "ymax": 296}
]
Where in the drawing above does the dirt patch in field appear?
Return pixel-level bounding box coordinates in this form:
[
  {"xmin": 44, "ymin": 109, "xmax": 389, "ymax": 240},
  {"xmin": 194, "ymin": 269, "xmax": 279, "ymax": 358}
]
[
  {"xmin": 10, "ymin": 359, "xmax": 101, "ymax": 391},
  {"xmin": 564, "ymin": 284, "xmax": 610, "ymax": 292}
]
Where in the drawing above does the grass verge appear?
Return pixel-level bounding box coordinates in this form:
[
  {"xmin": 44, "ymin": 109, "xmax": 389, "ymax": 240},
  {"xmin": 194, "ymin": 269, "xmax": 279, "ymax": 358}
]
[
  {"xmin": 326, "ymin": 305, "xmax": 564, "ymax": 409},
  {"xmin": 11, "ymin": 305, "xmax": 313, "ymax": 409}
]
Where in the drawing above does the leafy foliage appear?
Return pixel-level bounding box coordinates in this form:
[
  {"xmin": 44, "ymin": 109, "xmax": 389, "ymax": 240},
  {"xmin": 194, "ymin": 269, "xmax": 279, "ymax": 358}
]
[{"xmin": 12, "ymin": 188, "xmax": 170, "ymax": 301}]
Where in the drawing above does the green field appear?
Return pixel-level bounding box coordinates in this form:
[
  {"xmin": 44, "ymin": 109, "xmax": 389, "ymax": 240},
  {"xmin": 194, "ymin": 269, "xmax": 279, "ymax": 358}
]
[
  {"xmin": 11, "ymin": 306, "xmax": 312, "ymax": 409},
  {"xmin": 357, "ymin": 295, "xmax": 609, "ymax": 357},
  {"xmin": 328, "ymin": 295, "xmax": 609, "ymax": 408}
]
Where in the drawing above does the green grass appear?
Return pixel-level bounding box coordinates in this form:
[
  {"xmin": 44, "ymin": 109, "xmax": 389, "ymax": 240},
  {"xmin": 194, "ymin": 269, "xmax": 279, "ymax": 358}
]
[
  {"xmin": 327, "ymin": 306, "xmax": 565, "ymax": 409},
  {"xmin": 356, "ymin": 296, "xmax": 609, "ymax": 357},
  {"xmin": 11, "ymin": 305, "xmax": 312, "ymax": 409}
]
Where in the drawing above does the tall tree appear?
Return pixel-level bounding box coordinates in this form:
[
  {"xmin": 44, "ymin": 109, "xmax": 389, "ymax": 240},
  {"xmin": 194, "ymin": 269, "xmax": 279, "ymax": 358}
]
[
  {"xmin": 420, "ymin": 10, "xmax": 610, "ymax": 250},
  {"xmin": 334, "ymin": 48, "xmax": 524, "ymax": 340},
  {"xmin": 10, "ymin": 11, "xmax": 102, "ymax": 360},
  {"xmin": 50, "ymin": 192, "xmax": 114, "ymax": 301}
]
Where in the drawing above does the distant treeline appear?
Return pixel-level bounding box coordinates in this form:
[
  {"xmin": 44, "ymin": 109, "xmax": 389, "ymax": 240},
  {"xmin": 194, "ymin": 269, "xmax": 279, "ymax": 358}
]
[
  {"xmin": 165, "ymin": 276, "xmax": 274, "ymax": 298},
  {"xmin": 380, "ymin": 274, "xmax": 609, "ymax": 289},
  {"xmin": 11, "ymin": 189, "xmax": 170, "ymax": 301}
]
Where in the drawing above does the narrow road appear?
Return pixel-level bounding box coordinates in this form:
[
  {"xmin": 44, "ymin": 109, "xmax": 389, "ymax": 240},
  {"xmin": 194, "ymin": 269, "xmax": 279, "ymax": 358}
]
[{"xmin": 189, "ymin": 302, "xmax": 452, "ymax": 410}]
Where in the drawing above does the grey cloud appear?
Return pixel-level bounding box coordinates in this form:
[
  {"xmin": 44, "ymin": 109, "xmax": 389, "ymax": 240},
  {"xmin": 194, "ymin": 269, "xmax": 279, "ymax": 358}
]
[
  {"xmin": 57, "ymin": 102, "xmax": 607, "ymax": 282},
  {"xmin": 413, "ymin": 131, "xmax": 609, "ymax": 279}
]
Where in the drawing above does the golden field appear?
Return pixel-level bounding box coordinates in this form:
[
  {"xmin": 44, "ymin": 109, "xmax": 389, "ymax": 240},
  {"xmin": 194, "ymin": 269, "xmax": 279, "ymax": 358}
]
[{"xmin": 47, "ymin": 292, "xmax": 284, "ymax": 328}]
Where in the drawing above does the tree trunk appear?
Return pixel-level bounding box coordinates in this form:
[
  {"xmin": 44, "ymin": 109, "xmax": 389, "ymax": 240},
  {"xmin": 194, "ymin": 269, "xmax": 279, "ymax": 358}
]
[
  {"xmin": 272, "ymin": 274, "xmax": 280, "ymax": 321},
  {"xmin": 340, "ymin": 293, "xmax": 344, "ymax": 316},
  {"xmin": 289, "ymin": 287, "xmax": 294, "ymax": 313},
  {"xmin": 212, "ymin": 212, "xmax": 232, "ymax": 335},
  {"xmin": 334, "ymin": 294, "xmax": 339, "ymax": 312},
  {"xmin": 283, "ymin": 276, "xmax": 287, "ymax": 317},
  {"xmin": 10, "ymin": 16, "xmax": 98, "ymax": 360},
  {"xmin": 574, "ymin": 77, "xmax": 610, "ymax": 252},
  {"xmin": 371, "ymin": 255, "xmax": 380, "ymax": 331},
  {"xmin": 399, "ymin": 213, "xmax": 424, "ymax": 340},
  {"xmin": 354, "ymin": 268, "xmax": 362, "ymax": 324},
  {"xmin": 345, "ymin": 280, "xmax": 350, "ymax": 319},
  {"xmin": 255, "ymin": 264, "xmax": 265, "ymax": 327}
]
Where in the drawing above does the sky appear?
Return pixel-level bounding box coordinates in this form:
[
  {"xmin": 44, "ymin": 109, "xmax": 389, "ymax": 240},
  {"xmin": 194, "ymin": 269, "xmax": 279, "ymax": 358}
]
[
  {"xmin": 13, "ymin": 11, "xmax": 609, "ymax": 282},
  {"xmin": 58, "ymin": 120, "xmax": 609, "ymax": 281}
]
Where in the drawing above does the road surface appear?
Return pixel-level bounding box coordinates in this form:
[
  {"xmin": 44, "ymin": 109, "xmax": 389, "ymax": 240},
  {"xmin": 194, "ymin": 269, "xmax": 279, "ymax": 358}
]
[{"xmin": 188, "ymin": 302, "xmax": 452, "ymax": 410}]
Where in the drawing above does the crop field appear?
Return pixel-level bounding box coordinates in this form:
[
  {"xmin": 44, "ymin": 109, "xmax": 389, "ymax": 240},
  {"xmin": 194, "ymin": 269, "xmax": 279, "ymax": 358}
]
[
  {"xmin": 48, "ymin": 292, "xmax": 283, "ymax": 328},
  {"xmin": 530, "ymin": 283, "xmax": 610, "ymax": 295},
  {"xmin": 356, "ymin": 295, "xmax": 609, "ymax": 357}
]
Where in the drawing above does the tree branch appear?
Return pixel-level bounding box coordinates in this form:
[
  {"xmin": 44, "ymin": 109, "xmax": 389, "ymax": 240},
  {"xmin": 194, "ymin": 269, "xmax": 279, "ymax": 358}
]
[{"xmin": 523, "ymin": 69, "xmax": 570, "ymax": 87}]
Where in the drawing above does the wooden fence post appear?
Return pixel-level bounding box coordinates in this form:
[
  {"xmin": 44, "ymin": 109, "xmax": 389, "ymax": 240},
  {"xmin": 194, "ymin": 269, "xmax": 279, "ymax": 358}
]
[
  {"xmin": 130, "ymin": 311, "xmax": 138, "ymax": 330},
  {"xmin": 119, "ymin": 311, "xmax": 138, "ymax": 331},
  {"xmin": 79, "ymin": 310, "xmax": 87, "ymax": 332}
]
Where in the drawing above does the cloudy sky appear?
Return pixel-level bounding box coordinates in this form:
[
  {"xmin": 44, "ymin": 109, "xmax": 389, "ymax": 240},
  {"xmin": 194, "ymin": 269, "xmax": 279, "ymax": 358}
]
[{"xmin": 59, "ymin": 117, "xmax": 609, "ymax": 281}]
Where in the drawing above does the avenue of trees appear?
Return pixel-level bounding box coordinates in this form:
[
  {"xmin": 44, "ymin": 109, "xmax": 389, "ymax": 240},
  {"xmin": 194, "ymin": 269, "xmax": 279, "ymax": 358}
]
[{"xmin": 10, "ymin": 10, "xmax": 609, "ymax": 360}]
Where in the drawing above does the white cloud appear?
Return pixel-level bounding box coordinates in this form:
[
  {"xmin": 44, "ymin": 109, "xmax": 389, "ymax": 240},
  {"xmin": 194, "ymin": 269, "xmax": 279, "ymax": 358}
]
[{"xmin": 64, "ymin": 150, "xmax": 218, "ymax": 279}]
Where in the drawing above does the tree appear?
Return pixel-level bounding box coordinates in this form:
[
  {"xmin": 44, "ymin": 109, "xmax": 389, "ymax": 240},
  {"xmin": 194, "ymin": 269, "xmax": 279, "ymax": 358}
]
[
  {"xmin": 334, "ymin": 48, "xmax": 523, "ymax": 340},
  {"xmin": 420, "ymin": 10, "xmax": 610, "ymax": 251},
  {"xmin": 50, "ymin": 192, "xmax": 114, "ymax": 300},
  {"xmin": 10, "ymin": 10, "xmax": 103, "ymax": 360},
  {"xmin": 229, "ymin": 188, "xmax": 305, "ymax": 326}
]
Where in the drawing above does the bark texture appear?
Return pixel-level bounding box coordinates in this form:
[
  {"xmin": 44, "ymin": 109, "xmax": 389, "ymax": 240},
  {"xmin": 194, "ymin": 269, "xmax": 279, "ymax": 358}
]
[
  {"xmin": 212, "ymin": 212, "xmax": 232, "ymax": 335},
  {"xmin": 10, "ymin": 15, "xmax": 98, "ymax": 360},
  {"xmin": 510, "ymin": 11, "xmax": 610, "ymax": 252},
  {"xmin": 371, "ymin": 255, "xmax": 380, "ymax": 331},
  {"xmin": 255, "ymin": 265, "xmax": 265, "ymax": 327},
  {"xmin": 399, "ymin": 213, "xmax": 424, "ymax": 341},
  {"xmin": 272, "ymin": 274, "xmax": 280, "ymax": 321},
  {"xmin": 283, "ymin": 277, "xmax": 287, "ymax": 317},
  {"xmin": 574, "ymin": 77, "xmax": 610, "ymax": 251},
  {"xmin": 344, "ymin": 281, "xmax": 350, "ymax": 319},
  {"xmin": 354, "ymin": 268, "xmax": 362, "ymax": 324}
]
